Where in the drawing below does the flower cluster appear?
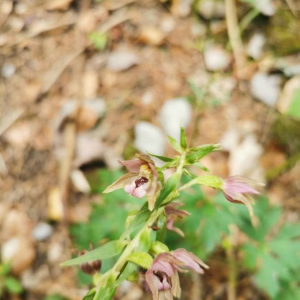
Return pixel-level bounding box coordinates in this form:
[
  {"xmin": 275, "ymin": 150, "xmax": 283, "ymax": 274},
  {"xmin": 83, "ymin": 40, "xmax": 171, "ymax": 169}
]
[{"xmin": 145, "ymin": 249, "xmax": 208, "ymax": 300}]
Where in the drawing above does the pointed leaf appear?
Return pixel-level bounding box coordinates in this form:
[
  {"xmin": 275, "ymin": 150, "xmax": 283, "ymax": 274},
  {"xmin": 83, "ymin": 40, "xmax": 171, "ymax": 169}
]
[
  {"xmin": 167, "ymin": 136, "xmax": 182, "ymax": 153},
  {"xmin": 155, "ymin": 172, "xmax": 180, "ymax": 208},
  {"xmin": 4, "ymin": 277, "xmax": 22, "ymax": 294},
  {"xmin": 180, "ymin": 127, "xmax": 187, "ymax": 150},
  {"xmin": 60, "ymin": 240, "xmax": 127, "ymax": 267},
  {"xmin": 185, "ymin": 144, "xmax": 221, "ymax": 164},
  {"xmin": 122, "ymin": 203, "xmax": 151, "ymax": 238},
  {"xmin": 83, "ymin": 288, "xmax": 96, "ymax": 300},
  {"xmin": 114, "ymin": 262, "xmax": 138, "ymax": 287},
  {"xmin": 148, "ymin": 153, "xmax": 174, "ymax": 162}
]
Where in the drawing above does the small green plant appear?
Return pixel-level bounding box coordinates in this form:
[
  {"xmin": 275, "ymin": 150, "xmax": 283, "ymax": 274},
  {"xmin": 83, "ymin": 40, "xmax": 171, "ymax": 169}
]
[
  {"xmin": 0, "ymin": 263, "xmax": 22, "ymax": 298},
  {"xmin": 62, "ymin": 127, "xmax": 263, "ymax": 300}
]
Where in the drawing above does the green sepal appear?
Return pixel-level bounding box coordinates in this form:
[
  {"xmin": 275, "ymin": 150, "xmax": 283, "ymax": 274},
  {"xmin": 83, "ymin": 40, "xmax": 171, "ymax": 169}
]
[
  {"xmin": 114, "ymin": 262, "xmax": 137, "ymax": 287},
  {"xmin": 185, "ymin": 144, "xmax": 221, "ymax": 164},
  {"xmin": 148, "ymin": 153, "xmax": 174, "ymax": 162},
  {"xmin": 60, "ymin": 240, "xmax": 127, "ymax": 267},
  {"xmin": 180, "ymin": 126, "xmax": 187, "ymax": 150},
  {"xmin": 127, "ymin": 252, "xmax": 153, "ymax": 269},
  {"xmin": 125, "ymin": 210, "xmax": 139, "ymax": 229},
  {"xmin": 167, "ymin": 136, "xmax": 182, "ymax": 153}
]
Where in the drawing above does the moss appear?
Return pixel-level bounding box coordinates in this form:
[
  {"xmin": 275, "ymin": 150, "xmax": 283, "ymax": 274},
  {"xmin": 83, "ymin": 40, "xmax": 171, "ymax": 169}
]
[{"xmin": 268, "ymin": 9, "xmax": 300, "ymax": 56}]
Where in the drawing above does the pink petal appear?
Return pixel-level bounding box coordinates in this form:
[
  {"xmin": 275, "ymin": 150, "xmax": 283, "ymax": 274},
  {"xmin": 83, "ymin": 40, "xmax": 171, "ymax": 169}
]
[
  {"xmin": 119, "ymin": 159, "xmax": 143, "ymax": 173},
  {"xmin": 132, "ymin": 186, "xmax": 147, "ymax": 198},
  {"xmin": 124, "ymin": 182, "xmax": 135, "ymax": 194}
]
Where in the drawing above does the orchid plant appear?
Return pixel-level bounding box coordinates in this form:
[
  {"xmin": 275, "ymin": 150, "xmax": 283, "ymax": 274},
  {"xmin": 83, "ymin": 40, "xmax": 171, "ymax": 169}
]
[{"xmin": 61, "ymin": 127, "xmax": 262, "ymax": 300}]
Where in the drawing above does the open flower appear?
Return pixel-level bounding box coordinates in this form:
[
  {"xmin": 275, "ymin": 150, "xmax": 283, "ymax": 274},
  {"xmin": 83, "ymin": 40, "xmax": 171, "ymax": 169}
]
[
  {"xmin": 145, "ymin": 250, "xmax": 208, "ymax": 300},
  {"xmin": 103, "ymin": 154, "xmax": 161, "ymax": 210},
  {"xmin": 222, "ymin": 176, "xmax": 263, "ymax": 217},
  {"xmin": 165, "ymin": 203, "xmax": 190, "ymax": 237}
]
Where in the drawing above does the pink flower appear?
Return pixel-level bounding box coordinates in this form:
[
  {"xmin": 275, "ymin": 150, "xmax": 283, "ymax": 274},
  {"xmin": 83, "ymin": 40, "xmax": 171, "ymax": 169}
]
[
  {"xmin": 165, "ymin": 203, "xmax": 190, "ymax": 237},
  {"xmin": 103, "ymin": 154, "xmax": 161, "ymax": 210},
  {"xmin": 222, "ymin": 176, "xmax": 263, "ymax": 217},
  {"xmin": 145, "ymin": 250, "xmax": 208, "ymax": 300}
]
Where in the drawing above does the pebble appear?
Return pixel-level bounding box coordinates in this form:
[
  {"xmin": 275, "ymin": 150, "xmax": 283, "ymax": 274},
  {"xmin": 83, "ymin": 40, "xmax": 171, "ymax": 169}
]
[
  {"xmin": 107, "ymin": 49, "xmax": 139, "ymax": 72},
  {"xmin": 197, "ymin": 0, "xmax": 225, "ymax": 20},
  {"xmin": 1, "ymin": 237, "xmax": 36, "ymax": 275},
  {"xmin": 254, "ymin": 0, "xmax": 275, "ymax": 16},
  {"xmin": 159, "ymin": 98, "xmax": 192, "ymax": 141},
  {"xmin": 134, "ymin": 122, "xmax": 165, "ymax": 155},
  {"xmin": 32, "ymin": 223, "xmax": 53, "ymax": 241},
  {"xmin": 250, "ymin": 72, "xmax": 281, "ymax": 107},
  {"xmin": 247, "ymin": 33, "xmax": 266, "ymax": 60},
  {"xmin": 204, "ymin": 45, "xmax": 230, "ymax": 72},
  {"xmin": 1, "ymin": 63, "xmax": 15, "ymax": 78}
]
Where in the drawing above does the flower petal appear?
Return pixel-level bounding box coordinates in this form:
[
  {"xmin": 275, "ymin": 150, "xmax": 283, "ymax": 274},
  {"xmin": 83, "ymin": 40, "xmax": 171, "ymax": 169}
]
[
  {"xmin": 103, "ymin": 173, "xmax": 138, "ymax": 193},
  {"xmin": 145, "ymin": 270, "xmax": 159, "ymax": 300},
  {"xmin": 119, "ymin": 159, "xmax": 143, "ymax": 173}
]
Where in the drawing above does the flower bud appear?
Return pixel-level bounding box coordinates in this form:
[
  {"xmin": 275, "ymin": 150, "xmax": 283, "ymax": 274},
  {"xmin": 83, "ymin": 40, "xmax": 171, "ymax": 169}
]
[
  {"xmin": 150, "ymin": 241, "xmax": 169, "ymax": 255},
  {"xmin": 79, "ymin": 250, "xmax": 102, "ymax": 275}
]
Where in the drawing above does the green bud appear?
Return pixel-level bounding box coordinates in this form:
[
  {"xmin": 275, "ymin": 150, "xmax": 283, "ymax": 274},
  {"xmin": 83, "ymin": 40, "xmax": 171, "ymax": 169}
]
[
  {"xmin": 150, "ymin": 241, "xmax": 169, "ymax": 255},
  {"xmin": 127, "ymin": 252, "xmax": 153, "ymax": 269}
]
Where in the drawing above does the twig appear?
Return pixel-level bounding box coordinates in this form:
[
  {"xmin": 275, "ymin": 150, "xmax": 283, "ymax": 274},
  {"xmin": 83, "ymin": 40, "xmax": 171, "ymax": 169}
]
[
  {"xmin": 225, "ymin": 0, "xmax": 246, "ymax": 80},
  {"xmin": 285, "ymin": 0, "xmax": 299, "ymax": 16},
  {"xmin": 0, "ymin": 108, "xmax": 25, "ymax": 136},
  {"xmin": 59, "ymin": 122, "xmax": 77, "ymax": 225}
]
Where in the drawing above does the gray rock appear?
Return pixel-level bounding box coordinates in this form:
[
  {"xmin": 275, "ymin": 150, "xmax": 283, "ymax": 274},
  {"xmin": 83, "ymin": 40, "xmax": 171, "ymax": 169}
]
[
  {"xmin": 134, "ymin": 122, "xmax": 165, "ymax": 155},
  {"xmin": 32, "ymin": 223, "xmax": 53, "ymax": 241},
  {"xmin": 250, "ymin": 72, "xmax": 281, "ymax": 107},
  {"xmin": 107, "ymin": 49, "xmax": 139, "ymax": 72},
  {"xmin": 1, "ymin": 63, "xmax": 15, "ymax": 78},
  {"xmin": 247, "ymin": 33, "xmax": 266, "ymax": 60},
  {"xmin": 197, "ymin": 0, "xmax": 225, "ymax": 20},
  {"xmin": 159, "ymin": 98, "xmax": 192, "ymax": 141},
  {"xmin": 204, "ymin": 45, "xmax": 230, "ymax": 72}
]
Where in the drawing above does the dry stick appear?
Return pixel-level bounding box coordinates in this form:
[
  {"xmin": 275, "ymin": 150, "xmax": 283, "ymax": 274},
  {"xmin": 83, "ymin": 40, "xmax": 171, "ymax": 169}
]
[{"xmin": 225, "ymin": 0, "xmax": 246, "ymax": 80}]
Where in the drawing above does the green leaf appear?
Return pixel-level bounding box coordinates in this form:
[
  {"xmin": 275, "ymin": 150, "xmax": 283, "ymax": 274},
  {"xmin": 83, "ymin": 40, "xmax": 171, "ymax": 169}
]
[
  {"xmin": 180, "ymin": 127, "xmax": 187, "ymax": 150},
  {"xmin": 185, "ymin": 144, "xmax": 221, "ymax": 164},
  {"xmin": 89, "ymin": 32, "xmax": 108, "ymax": 51},
  {"xmin": 60, "ymin": 240, "xmax": 127, "ymax": 267},
  {"xmin": 127, "ymin": 252, "xmax": 153, "ymax": 269},
  {"xmin": 167, "ymin": 136, "xmax": 182, "ymax": 153},
  {"xmin": 155, "ymin": 172, "xmax": 180, "ymax": 208},
  {"xmin": 83, "ymin": 289, "xmax": 96, "ymax": 300},
  {"xmin": 0, "ymin": 263, "xmax": 11, "ymax": 276},
  {"xmin": 4, "ymin": 277, "xmax": 22, "ymax": 295},
  {"xmin": 93, "ymin": 286, "xmax": 116, "ymax": 300},
  {"xmin": 242, "ymin": 243, "xmax": 261, "ymax": 269},
  {"xmin": 114, "ymin": 262, "xmax": 137, "ymax": 287},
  {"xmin": 285, "ymin": 88, "xmax": 300, "ymax": 119},
  {"xmin": 180, "ymin": 175, "xmax": 223, "ymax": 191},
  {"xmin": 148, "ymin": 153, "xmax": 174, "ymax": 162},
  {"xmin": 122, "ymin": 204, "xmax": 151, "ymax": 238}
]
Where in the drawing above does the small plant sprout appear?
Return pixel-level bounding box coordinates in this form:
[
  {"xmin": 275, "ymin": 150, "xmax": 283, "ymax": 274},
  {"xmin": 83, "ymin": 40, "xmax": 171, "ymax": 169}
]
[{"xmin": 61, "ymin": 127, "xmax": 263, "ymax": 300}]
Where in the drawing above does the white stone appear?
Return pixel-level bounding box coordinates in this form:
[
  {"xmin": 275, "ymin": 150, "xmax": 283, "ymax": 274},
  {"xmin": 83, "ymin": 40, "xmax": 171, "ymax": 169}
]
[
  {"xmin": 247, "ymin": 33, "xmax": 266, "ymax": 60},
  {"xmin": 134, "ymin": 122, "xmax": 165, "ymax": 155},
  {"xmin": 1, "ymin": 63, "xmax": 15, "ymax": 78},
  {"xmin": 107, "ymin": 50, "xmax": 139, "ymax": 72},
  {"xmin": 204, "ymin": 45, "xmax": 230, "ymax": 72},
  {"xmin": 1, "ymin": 238, "xmax": 19, "ymax": 261},
  {"xmin": 254, "ymin": 0, "xmax": 275, "ymax": 16},
  {"xmin": 250, "ymin": 72, "xmax": 281, "ymax": 107},
  {"xmin": 159, "ymin": 98, "xmax": 192, "ymax": 141},
  {"xmin": 197, "ymin": 0, "xmax": 226, "ymax": 19},
  {"xmin": 32, "ymin": 223, "xmax": 53, "ymax": 241}
]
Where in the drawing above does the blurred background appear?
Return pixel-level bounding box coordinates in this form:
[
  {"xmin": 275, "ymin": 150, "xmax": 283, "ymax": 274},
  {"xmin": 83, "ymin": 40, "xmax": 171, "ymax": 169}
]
[{"xmin": 0, "ymin": 0, "xmax": 300, "ymax": 299}]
